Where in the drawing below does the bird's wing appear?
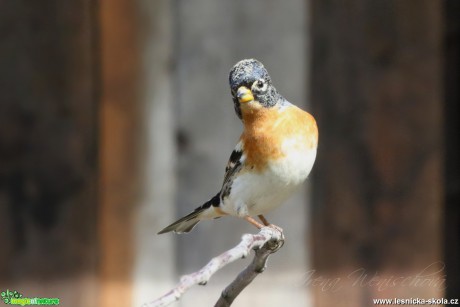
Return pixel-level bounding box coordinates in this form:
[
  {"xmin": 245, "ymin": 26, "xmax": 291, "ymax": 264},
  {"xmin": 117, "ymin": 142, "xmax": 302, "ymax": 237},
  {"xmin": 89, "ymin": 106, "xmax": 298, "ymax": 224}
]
[{"xmin": 220, "ymin": 141, "xmax": 245, "ymax": 199}]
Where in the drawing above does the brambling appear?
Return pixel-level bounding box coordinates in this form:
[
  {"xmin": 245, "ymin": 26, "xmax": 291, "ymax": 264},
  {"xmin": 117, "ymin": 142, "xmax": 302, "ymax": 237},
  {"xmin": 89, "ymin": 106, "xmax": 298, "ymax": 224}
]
[{"xmin": 158, "ymin": 59, "xmax": 318, "ymax": 234}]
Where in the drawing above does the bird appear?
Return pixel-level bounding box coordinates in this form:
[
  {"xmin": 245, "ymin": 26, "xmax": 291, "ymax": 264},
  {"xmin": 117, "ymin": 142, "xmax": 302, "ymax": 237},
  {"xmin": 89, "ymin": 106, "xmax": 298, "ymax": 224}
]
[{"xmin": 158, "ymin": 59, "xmax": 318, "ymax": 234}]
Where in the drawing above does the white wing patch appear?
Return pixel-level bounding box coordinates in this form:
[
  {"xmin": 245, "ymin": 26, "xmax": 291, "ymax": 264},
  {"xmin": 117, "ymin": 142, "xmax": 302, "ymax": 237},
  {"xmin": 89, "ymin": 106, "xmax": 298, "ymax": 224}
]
[{"xmin": 221, "ymin": 141, "xmax": 245, "ymax": 199}]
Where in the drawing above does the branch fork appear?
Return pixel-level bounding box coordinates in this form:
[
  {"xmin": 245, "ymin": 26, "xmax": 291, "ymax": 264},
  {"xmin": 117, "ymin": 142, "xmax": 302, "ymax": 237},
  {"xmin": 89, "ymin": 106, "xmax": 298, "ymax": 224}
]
[{"xmin": 143, "ymin": 226, "xmax": 284, "ymax": 307}]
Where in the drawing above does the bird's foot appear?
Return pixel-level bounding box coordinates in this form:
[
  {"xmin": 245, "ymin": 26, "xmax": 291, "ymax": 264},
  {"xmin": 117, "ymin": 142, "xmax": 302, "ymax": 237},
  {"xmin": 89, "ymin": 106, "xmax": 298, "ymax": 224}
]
[
  {"xmin": 244, "ymin": 216, "xmax": 265, "ymax": 229},
  {"xmin": 266, "ymin": 223, "xmax": 283, "ymax": 234}
]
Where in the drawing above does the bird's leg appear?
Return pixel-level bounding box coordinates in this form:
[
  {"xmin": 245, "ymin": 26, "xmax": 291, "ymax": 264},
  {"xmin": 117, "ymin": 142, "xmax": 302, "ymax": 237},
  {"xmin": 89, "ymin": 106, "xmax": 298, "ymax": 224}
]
[
  {"xmin": 258, "ymin": 214, "xmax": 283, "ymax": 233},
  {"xmin": 257, "ymin": 215, "xmax": 270, "ymax": 226},
  {"xmin": 244, "ymin": 216, "xmax": 265, "ymax": 229}
]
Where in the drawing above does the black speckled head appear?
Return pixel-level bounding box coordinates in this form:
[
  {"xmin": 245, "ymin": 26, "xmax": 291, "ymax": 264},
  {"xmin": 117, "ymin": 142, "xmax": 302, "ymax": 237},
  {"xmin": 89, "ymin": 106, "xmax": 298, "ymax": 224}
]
[{"xmin": 229, "ymin": 59, "xmax": 282, "ymax": 119}]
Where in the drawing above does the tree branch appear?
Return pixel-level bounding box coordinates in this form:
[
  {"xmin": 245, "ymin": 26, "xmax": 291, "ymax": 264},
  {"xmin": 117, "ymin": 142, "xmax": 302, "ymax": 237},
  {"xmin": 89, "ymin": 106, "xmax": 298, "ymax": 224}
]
[
  {"xmin": 142, "ymin": 227, "xmax": 284, "ymax": 307},
  {"xmin": 215, "ymin": 232, "xmax": 284, "ymax": 306}
]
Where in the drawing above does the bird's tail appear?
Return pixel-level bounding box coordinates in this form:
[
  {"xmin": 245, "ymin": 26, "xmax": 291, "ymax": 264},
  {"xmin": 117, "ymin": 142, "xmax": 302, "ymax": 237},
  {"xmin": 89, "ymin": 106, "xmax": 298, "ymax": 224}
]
[{"xmin": 157, "ymin": 193, "xmax": 221, "ymax": 234}]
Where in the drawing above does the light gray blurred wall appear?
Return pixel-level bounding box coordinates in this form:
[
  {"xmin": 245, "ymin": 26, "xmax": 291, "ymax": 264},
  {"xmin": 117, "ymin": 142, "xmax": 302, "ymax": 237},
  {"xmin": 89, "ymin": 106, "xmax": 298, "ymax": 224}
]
[{"xmin": 134, "ymin": 1, "xmax": 312, "ymax": 306}]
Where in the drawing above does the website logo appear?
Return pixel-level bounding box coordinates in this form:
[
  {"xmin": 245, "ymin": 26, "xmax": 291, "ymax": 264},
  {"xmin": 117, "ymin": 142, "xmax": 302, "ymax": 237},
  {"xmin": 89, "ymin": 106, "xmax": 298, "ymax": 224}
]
[{"xmin": 1, "ymin": 290, "xmax": 60, "ymax": 306}]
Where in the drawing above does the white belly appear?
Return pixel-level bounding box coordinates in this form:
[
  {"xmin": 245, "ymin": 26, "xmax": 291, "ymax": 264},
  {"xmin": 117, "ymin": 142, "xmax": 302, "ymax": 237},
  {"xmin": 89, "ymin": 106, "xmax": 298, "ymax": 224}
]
[{"xmin": 222, "ymin": 147, "xmax": 317, "ymax": 216}]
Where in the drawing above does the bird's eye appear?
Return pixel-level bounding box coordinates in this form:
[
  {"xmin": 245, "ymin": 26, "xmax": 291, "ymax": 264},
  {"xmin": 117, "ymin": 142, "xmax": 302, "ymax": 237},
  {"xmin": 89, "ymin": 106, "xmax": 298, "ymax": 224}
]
[{"xmin": 252, "ymin": 79, "xmax": 267, "ymax": 93}]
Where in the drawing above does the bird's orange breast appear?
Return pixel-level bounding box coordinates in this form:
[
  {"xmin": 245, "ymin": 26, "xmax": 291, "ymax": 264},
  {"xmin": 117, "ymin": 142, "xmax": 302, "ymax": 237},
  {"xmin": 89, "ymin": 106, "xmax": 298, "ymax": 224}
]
[{"xmin": 240, "ymin": 104, "xmax": 318, "ymax": 171}]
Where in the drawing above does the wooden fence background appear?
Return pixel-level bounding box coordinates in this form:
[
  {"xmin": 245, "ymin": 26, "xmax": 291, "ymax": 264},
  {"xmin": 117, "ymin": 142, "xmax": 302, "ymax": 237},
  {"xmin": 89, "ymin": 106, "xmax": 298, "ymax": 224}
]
[{"xmin": 0, "ymin": 1, "xmax": 458, "ymax": 306}]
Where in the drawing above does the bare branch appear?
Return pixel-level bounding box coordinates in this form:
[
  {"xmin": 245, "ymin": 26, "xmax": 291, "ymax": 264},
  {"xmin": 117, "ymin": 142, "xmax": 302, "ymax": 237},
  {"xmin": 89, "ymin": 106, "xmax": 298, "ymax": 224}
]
[
  {"xmin": 142, "ymin": 227, "xmax": 284, "ymax": 307},
  {"xmin": 215, "ymin": 233, "xmax": 284, "ymax": 306}
]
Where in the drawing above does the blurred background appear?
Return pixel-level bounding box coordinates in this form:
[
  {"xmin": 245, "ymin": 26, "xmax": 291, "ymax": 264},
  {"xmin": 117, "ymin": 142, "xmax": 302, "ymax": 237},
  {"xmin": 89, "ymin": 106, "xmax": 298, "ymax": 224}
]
[{"xmin": 0, "ymin": 0, "xmax": 458, "ymax": 306}]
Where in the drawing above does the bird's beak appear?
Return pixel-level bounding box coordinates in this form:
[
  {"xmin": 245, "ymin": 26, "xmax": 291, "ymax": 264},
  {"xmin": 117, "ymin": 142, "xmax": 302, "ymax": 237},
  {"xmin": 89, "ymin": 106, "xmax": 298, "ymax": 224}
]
[{"xmin": 236, "ymin": 86, "xmax": 254, "ymax": 103}]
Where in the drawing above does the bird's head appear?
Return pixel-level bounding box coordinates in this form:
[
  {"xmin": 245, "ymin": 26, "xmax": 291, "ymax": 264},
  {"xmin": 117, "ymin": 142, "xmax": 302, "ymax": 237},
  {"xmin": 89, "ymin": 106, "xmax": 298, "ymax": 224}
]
[{"xmin": 229, "ymin": 59, "xmax": 282, "ymax": 119}]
